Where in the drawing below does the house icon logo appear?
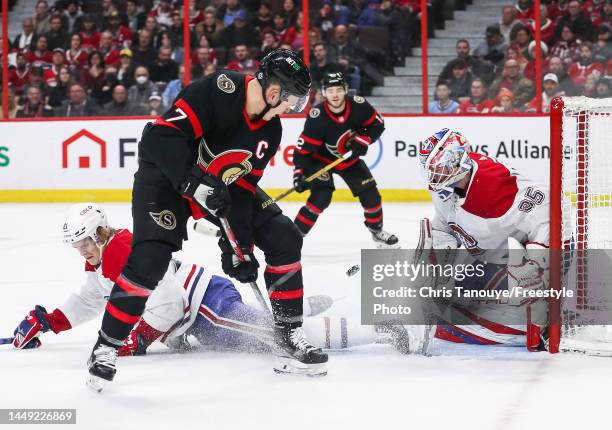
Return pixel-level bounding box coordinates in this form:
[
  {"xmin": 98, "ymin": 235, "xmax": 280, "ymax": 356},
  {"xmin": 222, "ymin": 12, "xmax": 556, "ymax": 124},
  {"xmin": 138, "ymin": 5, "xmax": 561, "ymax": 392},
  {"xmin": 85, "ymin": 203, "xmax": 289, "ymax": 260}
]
[{"xmin": 62, "ymin": 129, "xmax": 107, "ymax": 169}]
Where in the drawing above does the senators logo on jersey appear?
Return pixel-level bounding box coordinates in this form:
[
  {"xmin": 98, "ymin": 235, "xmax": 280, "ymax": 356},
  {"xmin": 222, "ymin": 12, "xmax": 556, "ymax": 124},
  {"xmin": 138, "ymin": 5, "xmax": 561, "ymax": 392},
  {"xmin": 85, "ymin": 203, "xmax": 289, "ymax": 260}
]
[
  {"xmin": 198, "ymin": 140, "xmax": 253, "ymax": 185},
  {"xmin": 325, "ymin": 129, "xmax": 355, "ymax": 158}
]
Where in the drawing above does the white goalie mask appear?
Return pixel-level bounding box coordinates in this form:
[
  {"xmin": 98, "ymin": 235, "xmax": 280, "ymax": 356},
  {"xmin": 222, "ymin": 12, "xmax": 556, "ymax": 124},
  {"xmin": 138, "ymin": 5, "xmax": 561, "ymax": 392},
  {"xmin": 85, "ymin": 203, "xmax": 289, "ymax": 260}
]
[
  {"xmin": 420, "ymin": 128, "xmax": 473, "ymax": 200},
  {"xmin": 62, "ymin": 203, "xmax": 109, "ymax": 245}
]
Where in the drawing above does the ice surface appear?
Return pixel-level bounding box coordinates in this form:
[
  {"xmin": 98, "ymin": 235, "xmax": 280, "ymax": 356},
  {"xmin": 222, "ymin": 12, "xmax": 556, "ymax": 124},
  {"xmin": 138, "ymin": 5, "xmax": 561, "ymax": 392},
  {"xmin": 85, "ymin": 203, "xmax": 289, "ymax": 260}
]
[{"xmin": 0, "ymin": 203, "xmax": 610, "ymax": 430}]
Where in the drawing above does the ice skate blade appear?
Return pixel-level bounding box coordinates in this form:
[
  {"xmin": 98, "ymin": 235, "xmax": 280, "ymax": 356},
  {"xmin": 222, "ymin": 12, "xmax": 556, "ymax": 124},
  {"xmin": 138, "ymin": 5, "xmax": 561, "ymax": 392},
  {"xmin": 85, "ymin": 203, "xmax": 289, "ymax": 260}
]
[
  {"xmin": 86, "ymin": 375, "xmax": 107, "ymax": 393},
  {"xmin": 273, "ymin": 357, "xmax": 327, "ymax": 377}
]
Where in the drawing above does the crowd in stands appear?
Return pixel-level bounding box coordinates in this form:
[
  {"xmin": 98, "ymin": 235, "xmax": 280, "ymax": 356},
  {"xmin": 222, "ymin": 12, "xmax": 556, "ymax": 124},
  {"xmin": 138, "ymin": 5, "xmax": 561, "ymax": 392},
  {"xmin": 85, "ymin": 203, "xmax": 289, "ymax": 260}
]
[
  {"xmin": 0, "ymin": 0, "xmax": 423, "ymax": 118},
  {"xmin": 431, "ymin": 0, "xmax": 612, "ymax": 114}
]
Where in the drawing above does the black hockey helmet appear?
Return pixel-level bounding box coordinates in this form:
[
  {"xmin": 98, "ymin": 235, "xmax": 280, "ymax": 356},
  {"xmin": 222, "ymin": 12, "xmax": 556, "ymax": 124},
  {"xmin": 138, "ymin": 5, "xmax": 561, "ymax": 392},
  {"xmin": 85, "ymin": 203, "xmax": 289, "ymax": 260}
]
[
  {"xmin": 322, "ymin": 72, "xmax": 347, "ymax": 91},
  {"xmin": 256, "ymin": 48, "xmax": 311, "ymax": 112}
]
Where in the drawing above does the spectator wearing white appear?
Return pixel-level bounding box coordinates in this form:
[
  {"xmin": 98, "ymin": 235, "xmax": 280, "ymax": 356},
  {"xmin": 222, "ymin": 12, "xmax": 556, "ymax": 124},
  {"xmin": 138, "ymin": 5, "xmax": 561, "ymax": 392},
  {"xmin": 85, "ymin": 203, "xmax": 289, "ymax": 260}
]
[
  {"xmin": 524, "ymin": 73, "xmax": 565, "ymax": 112},
  {"xmin": 12, "ymin": 18, "xmax": 34, "ymax": 51},
  {"xmin": 162, "ymin": 65, "xmax": 185, "ymax": 107}
]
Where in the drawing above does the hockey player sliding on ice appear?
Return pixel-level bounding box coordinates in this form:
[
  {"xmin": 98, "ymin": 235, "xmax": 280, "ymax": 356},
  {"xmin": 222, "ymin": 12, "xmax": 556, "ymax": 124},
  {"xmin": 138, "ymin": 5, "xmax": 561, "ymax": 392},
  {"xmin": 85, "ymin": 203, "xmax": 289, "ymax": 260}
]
[
  {"xmin": 417, "ymin": 128, "xmax": 550, "ymax": 348},
  {"xmin": 292, "ymin": 72, "xmax": 399, "ymax": 248},
  {"xmin": 85, "ymin": 48, "xmax": 327, "ymax": 390},
  {"xmin": 12, "ymin": 204, "xmax": 415, "ymax": 362}
]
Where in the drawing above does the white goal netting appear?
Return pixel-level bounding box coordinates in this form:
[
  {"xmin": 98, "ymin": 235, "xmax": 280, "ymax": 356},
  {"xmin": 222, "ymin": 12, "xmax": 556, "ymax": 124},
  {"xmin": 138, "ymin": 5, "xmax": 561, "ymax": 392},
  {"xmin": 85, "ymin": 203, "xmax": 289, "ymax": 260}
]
[{"xmin": 557, "ymin": 96, "xmax": 612, "ymax": 355}]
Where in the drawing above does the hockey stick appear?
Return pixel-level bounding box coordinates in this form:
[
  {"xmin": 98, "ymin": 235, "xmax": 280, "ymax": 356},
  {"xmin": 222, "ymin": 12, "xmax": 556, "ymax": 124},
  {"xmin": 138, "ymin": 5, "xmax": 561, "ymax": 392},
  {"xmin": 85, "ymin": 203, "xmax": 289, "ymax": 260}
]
[
  {"xmin": 218, "ymin": 217, "xmax": 272, "ymax": 314},
  {"xmin": 0, "ymin": 337, "xmax": 14, "ymax": 345},
  {"xmin": 273, "ymin": 151, "xmax": 354, "ymax": 202}
]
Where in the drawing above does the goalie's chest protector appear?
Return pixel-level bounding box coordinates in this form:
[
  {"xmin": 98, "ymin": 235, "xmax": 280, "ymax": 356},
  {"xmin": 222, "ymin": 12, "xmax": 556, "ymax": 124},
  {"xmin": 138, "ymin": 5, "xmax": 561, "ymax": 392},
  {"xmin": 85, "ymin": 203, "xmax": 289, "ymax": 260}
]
[{"xmin": 433, "ymin": 154, "xmax": 525, "ymax": 256}]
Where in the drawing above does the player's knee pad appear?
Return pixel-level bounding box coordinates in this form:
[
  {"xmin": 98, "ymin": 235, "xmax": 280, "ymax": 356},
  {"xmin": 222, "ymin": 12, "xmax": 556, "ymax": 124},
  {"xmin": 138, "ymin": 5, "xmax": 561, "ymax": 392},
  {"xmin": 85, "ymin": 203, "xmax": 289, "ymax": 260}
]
[
  {"xmin": 256, "ymin": 213, "xmax": 303, "ymax": 264},
  {"xmin": 121, "ymin": 240, "xmax": 174, "ymax": 290},
  {"xmin": 358, "ymin": 187, "xmax": 381, "ymax": 209},
  {"xmin": 203, "ymin": 275, "xmax": 243, "ymax": 315},
  {"xmin": 308, "ymin": 187, "xmax": 333, "ymax": 213}
]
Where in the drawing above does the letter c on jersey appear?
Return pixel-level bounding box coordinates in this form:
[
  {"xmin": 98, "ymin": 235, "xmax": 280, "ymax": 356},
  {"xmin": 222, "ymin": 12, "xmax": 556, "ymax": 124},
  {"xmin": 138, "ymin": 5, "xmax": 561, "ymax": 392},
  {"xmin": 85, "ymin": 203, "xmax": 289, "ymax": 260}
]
[{"xmin": 256, "ymin": 141, "xmax": 269, "ymax": 159}]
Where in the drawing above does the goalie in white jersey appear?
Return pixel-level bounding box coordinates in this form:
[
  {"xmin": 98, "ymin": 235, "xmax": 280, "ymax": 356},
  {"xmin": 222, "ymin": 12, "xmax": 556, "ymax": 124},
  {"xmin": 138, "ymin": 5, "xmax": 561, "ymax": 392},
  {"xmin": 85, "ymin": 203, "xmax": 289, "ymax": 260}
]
[
  {"xmin": 418, "ymin": 128, "xmax": 550, "ymax": 349},
  {"xmin": 11, "ymin": 203, "xmax": 415, "ymax": 375}
]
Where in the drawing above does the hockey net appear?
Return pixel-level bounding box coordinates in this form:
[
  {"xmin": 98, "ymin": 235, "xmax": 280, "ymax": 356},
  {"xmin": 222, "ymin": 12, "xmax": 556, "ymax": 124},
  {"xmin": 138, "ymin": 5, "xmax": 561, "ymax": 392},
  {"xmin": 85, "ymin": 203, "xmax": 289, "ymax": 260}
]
[{"xmin": 550, "ymin": 96, "xmax": 612, "ymax": 355}]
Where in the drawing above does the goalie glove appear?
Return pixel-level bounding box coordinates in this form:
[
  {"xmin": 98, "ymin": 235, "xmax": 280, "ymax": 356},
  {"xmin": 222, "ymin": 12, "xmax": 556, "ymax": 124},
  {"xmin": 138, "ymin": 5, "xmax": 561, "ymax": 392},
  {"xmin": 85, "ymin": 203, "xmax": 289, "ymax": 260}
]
[
  {"xmin": 507, "ymin": 241, "xmax": 548, "ymax": 306},
  {"xmin": 181, "ymin": 165, "xmax": 231, "ymax": 218},
  {"xmin": 415, "ymin": 218, "xmax": 458, "ymax": 266}
]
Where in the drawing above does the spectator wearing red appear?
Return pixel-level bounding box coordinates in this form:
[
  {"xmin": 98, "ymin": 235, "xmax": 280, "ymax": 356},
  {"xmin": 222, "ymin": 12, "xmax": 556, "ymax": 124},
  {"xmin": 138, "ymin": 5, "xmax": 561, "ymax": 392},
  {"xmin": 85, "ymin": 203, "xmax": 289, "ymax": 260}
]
[
  {"xmin": 8, "ymin": 53, "xmax": 31, "ymax": 94},
  {"xmin": 523, "ymin": 40, "xmax": 549, "ymax": 80},
  {"xmin": 132, "ymin": 29, "xmax": 156, "ymax": 69},
  {"xmin": 189, "ymin": 0, "xmax": 206, "ymax": 26},
  {"xmin": 515, "ymin": 0, "xmax": 534, "ymax": 20},
  {"xmin": 107, "ymin": 11, "xmax": 133, "ymax": 49},
  {"xmin": 582, "ymin": 0, "xmax": 605, "ymax": 24},
  {"xmin": 506, "ymin": 44, "xmax": 528, "ymax": 72},
  {"xmin": 525, "ymin": 73, "xmax": 565, "ymax": 112},
  {"xmin": 253, "ymin": 2, "xmax": 274, "ymax": 31},
  {"xmin": 196, "ymin": 6, "xmax": 225, "ymax": 48},
  {"xmin": 555, "ymin": 0, "xmax": 596, "ymax": 42},
  {"xmin": 457, "ymin": 78, "xmax": 495, "ymax": 113},
  {"xmin": 97, "ymin": 31, "xmax": 120, "ymax": 66},
  {"xmin": 44, "ymin": 48, "xmax": 67, "ymax": 87},
  {"xmin": 66, "ymin": 33, "xmax": 88, "ymax": 71},
  {"xmin": 490, "ymin": 88, "xmax": 520, "ymax": 113},
  {"xmin": 226, "ymin": 44, "xmax": 261, "ymax": 76},
  {"xmin": 500, "ymin": 6, "xmax": 521, "ymax": 42},
  {"xmin": 222, "ymin": 10, "xmax": 260, "ymax": 48},
  {"xmin": 79, "ymin": 15, "xmax": 100, "ymax": 51},
  {"xmin": 281, "ymin": 11, "xmax": 305, "ymax": 51},
  {"xmin": 192, "ymin": 36, "xmax": 219, "ymax": 65},
  {"xmin": 568, "ymin": 42, "xmax": 605, "ymax": 86},
  {"xmin": 546, "ymin": 0, "xmax": 565, "ymax": 23},
  {"xmin": 592, "ymin": 0, "xmax": 612, "ymax": 29},
  {"xmin": 11, "ymin": 18, "xmax": 35, "ymax": 52},
  {"xmin": 16, "ymin": 86, "xmax": 54, "ymax": 118},
  {"xmin": 549, "ymin": 24, "xmax": 582, "ymax": 66},
  {"xmin": 81, "ymin": 51, "xmax": 106, "ymax": 91},
  {"xmin": 26, "ymin": 36, "xmax": 54, "ymax": 68},
  {"xmin": 529, "ymin": 5, "xmax": 555, "ymax": 45},
  {"xmin": 148, "ymin": 0, "xmax": 175, "ymax": 27},
  {"xmin": 45, "ymin": 14, "xmax": 70, "ymax": 51},
  {"xmin": 25, "ymin": 66, "xmax": 46, "ymax": 92}
]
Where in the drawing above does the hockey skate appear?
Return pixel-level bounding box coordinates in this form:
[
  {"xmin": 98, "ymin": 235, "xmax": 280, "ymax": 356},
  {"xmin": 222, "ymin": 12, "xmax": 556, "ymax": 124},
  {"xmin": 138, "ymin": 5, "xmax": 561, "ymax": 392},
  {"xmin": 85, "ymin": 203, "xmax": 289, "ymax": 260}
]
[
  {"xmin": 368, "ymin": 227, "xmax": 400, "ymax": 249},
  {"xmin": 273, "ymin": 326, "xmax": 328, "ymax": 377},
  {"xmin": 86, "ymin": 343, "xmax": 118, "ymax": 393}
]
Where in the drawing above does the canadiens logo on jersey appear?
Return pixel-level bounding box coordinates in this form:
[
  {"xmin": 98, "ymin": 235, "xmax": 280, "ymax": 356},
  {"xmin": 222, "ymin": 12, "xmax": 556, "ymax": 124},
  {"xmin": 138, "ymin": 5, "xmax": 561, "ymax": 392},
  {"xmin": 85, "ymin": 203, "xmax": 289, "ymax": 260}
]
[
  {"xmin": 217, "ymin": 74, "xmax": 236, "ymax": 94},
  {"xmin": 149, "ymin": 210, "xmax": 177, "ymax": 230},
  {"xmin": 198, "ymin": 141, "xmax": 253, "ymax": 185},
  {"xmin": 325, "ymin": 129, "xmax": 354, "ymax": 158}
]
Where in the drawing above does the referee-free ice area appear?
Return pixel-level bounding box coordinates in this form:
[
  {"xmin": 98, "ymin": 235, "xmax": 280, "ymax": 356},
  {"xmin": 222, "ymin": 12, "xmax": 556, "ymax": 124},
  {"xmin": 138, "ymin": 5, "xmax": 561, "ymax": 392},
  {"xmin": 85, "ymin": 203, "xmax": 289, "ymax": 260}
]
[{"xmin": 0, "ymin": 202, "xmax": 609, "ymax": 430}]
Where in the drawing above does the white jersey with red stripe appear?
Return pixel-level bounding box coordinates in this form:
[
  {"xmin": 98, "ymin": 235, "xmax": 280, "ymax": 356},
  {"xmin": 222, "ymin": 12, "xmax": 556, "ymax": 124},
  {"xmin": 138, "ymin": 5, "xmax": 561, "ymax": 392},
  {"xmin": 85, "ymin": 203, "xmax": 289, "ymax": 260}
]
[
  {"xmin": 58, "ymin": 229, "xmax": 211, "ymax": 335},
  {"xmin": 431, "ymin": 152, "xmax": 550, "ymax": 262}
]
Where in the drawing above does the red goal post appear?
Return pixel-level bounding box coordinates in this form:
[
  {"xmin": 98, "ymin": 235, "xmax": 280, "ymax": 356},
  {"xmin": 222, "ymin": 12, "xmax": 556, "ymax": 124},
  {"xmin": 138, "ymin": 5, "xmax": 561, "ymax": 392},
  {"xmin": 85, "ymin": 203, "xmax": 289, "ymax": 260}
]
[{"xmin": 549, "ymin": 96, "xmax": 612, "ymax": 355}]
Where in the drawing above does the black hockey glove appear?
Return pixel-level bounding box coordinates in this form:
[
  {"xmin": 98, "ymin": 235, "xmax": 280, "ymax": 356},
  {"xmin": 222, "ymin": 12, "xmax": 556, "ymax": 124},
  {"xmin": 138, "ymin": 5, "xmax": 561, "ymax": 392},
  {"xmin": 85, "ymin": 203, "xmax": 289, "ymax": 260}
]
[
  {"xmin": 345, "ymin": 134, "xmax": 370, "ymax": 158},
  {"xmin": 219, "ymin": 237, "xmax": 260, "ymax": 283},
  {"xmin": 181, "ymin": 165, "xmax": 231, "ymax": 218},
  {"xmin": 293, "ymin": 172, "xmax": 309, "ymax": 193}
]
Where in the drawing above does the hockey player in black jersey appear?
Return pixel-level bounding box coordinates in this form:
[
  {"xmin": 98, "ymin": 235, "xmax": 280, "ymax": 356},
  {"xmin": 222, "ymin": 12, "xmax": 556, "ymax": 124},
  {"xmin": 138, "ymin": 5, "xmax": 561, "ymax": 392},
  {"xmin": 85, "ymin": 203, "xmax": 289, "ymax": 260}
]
[
  {"xmin": 86, "ymin": 49, "xmax": 328, "ymax": 391},
  {"xmin": 292, "ymin": 72, "xmax": 399, "ymax": 247}
]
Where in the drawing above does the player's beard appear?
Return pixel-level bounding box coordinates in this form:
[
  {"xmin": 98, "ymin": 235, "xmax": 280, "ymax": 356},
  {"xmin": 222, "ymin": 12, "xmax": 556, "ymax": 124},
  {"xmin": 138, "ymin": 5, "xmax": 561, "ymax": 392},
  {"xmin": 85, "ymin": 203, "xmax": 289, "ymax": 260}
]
[{"xmin": 327, "ymin": 97, "xmax": 346, "ymax": 112}]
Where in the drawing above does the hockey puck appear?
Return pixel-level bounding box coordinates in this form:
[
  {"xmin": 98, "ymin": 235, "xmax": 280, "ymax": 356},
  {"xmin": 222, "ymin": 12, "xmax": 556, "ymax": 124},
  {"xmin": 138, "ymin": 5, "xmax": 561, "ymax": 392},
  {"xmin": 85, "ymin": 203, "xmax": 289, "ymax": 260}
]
[{"xmin": 346, "ymin": 264, "xmax": 360, "ymax": 277}]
